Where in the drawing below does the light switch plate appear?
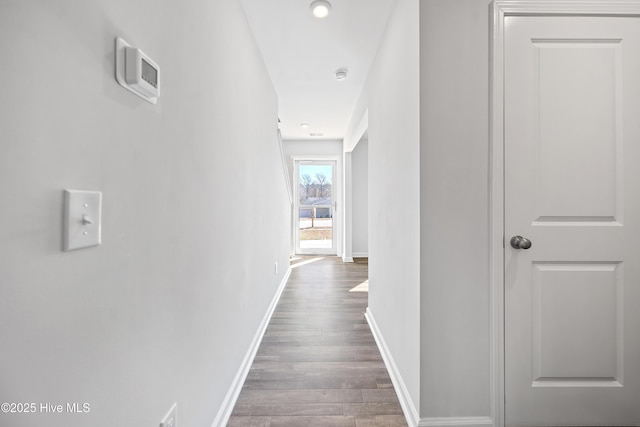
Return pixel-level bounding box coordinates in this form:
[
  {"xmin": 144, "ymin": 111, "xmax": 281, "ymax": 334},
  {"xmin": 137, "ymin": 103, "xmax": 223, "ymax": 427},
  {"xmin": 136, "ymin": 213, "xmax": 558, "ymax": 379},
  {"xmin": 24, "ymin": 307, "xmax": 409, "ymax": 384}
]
[
  {"xmin": 63, "ymin": 190, "xmax": 102, "ymax": 251},
  {"xmin": 160, "ymin": 402, "xmax": 177, "ymax": 427}
]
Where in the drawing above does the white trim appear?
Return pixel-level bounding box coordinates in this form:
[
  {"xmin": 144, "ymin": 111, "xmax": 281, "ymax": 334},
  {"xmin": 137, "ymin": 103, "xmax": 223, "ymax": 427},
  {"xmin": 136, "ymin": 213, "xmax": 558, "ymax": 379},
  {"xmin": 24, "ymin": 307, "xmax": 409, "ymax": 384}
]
[
  {"xmin": 490, "ymin": 3, "xmax": 640, "ymax": 427},
  {"xmin": 418, "ymin": 417, "xmax": 494, "ymax": 427},
  {"xmin": 352, "ymin": 252, "xmax": 368, "ymax": 258},
  {"xmin": 211, "ymin": 267, "xmax": 292, "ymax": 427},
  {"xmin": 278, "ymin": 129, "xmax": 293, "ymax": 206},
  {"xmin": 278, "ymin": 129, "xmax": 296, "ymax": 257},
  {"xmin": 366, "ymin": 308, "xmax": 420, "ymax": 427},
  {"xmin": 343, "ymin": 152, "xmax": 353, "ymax": 261},
  {"xmin": 493, "ymin": 0, "xmax": 640, "ymax": 16},
  {"xmin": 489, "ymin": 4, "xmax": 506, "ymax": 427},
  {"xmin": 343, "ymin": 110, "xmax": 368, "ymax": 263}
]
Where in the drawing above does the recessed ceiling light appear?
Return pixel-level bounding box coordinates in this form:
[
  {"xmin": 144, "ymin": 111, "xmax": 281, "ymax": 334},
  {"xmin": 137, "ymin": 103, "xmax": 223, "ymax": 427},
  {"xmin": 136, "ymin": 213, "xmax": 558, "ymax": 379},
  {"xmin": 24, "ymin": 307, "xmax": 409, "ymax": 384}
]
[
  {"xmin": 335, "ymin": 69, "xmax": 348, "ymax": 81},
  {"xmin": 310, "ymin": 0, "xmax": 331, "ymax": 18},
  {"xmin": 300, "ymin": 123, "xmax": 310, "ymax": 129}
]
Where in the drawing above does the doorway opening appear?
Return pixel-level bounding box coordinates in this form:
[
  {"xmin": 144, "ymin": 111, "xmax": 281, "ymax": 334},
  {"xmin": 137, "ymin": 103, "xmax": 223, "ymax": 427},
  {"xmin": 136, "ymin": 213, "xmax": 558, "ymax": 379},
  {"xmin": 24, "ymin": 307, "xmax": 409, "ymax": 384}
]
[{"xmin": 294, "ymin": 160, "xmax": 337, "ymax": 255}]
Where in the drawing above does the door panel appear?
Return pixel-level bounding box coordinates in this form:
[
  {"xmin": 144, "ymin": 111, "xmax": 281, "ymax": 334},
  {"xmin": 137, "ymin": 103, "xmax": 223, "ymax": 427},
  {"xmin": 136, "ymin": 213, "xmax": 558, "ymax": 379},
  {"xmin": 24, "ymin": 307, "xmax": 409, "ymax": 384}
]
[
  {"xmin": 534, "ymin": 40, "xmax": 622, "ymax": 223},
  {"xmin": 532, "ymin": 262, "xmax": 621, "ymax": 384},
  {"xmin": 505, "ymin": 15, "xmax": 640, "ymax": 426}
]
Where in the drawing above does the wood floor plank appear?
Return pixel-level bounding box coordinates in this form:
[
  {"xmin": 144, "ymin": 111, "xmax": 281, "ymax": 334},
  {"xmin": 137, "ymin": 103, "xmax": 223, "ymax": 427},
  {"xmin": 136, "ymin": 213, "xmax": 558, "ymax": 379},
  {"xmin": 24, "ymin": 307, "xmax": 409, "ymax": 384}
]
[
  {"xmin": 361, "ymin": 389, "xmax": 403, "ymax": 403},
  {"xmin": 355, "ymin": 415, "xmax": 408, "ymax": 427},
  {"xmin": 236, "ymin": 389, "xmax": 363, "ymax": 404},
  {"xmin": 376, "ymin": 375, "xmax": 394, "ymax": 389},
  {"xmin": 269, "ymin": 415, "xmax": 356, "ymax": 427},
  {"xmin": 273, "ymin": 353, "xmax": 359, "ymax": 362},
  {"xmin": 229, "ymin": 256, "xmax": 407, "ymax": 426},
  {"xmin": 343, "ymin": 403, "xmax": 404, "ymax": 416},
  {"xmin": 227, "ymin": 416, "xmax": 271, "ymax": 427},
  {"xmin": 302, "ymin": 375, "xmax": 379, "ymax": 390},
  {"xmin": 231, "ymin": 403, "xmax": 252, "ymax": 416},
  {"xmin": 242, "ymin": 403, "xmax": 344, "ymax": 416},
  {"xmin": 242, "ymin": 379, "xmax": 305, "ymax": 390}
]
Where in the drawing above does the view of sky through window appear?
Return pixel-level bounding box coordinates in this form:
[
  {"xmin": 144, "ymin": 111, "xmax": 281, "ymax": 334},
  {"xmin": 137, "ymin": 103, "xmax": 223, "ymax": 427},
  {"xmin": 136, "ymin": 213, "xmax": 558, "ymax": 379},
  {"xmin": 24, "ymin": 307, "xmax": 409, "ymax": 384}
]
[{"xmin": 299, "ymin": 164, "xmax": 332, "ymax": 183}]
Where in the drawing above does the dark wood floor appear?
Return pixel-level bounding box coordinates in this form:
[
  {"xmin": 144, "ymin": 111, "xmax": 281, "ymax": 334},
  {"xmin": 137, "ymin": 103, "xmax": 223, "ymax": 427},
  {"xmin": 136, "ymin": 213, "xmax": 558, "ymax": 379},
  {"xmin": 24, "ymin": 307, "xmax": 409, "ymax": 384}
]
[{"xmin": 228, "ymin": 256, "xmax": 407, "ymax": 427}]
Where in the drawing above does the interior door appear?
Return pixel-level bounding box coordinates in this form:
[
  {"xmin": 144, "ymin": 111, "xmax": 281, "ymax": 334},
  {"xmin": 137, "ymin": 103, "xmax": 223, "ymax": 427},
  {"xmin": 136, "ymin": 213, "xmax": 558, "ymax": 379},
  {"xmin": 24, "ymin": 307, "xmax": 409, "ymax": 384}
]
[{"xmin": 504, "ymin": 15, "xmax": 640, "ymax": 426}]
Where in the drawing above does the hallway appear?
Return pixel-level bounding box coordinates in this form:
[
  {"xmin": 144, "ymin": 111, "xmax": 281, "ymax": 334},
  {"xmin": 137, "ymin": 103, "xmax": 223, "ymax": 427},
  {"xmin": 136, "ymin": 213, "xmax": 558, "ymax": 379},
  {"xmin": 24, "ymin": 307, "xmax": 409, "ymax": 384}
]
[{"xmin": 228, "ymin": 257, "xmax": 407, "ymax": 426}]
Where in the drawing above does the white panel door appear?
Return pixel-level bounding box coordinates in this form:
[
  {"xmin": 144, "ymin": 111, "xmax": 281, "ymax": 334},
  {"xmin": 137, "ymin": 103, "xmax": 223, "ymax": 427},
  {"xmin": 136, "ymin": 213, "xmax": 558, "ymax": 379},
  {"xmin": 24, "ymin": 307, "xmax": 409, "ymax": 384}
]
[{"xmin": 505, "ymin": 15, "xmax": 640, "ymax": 426}]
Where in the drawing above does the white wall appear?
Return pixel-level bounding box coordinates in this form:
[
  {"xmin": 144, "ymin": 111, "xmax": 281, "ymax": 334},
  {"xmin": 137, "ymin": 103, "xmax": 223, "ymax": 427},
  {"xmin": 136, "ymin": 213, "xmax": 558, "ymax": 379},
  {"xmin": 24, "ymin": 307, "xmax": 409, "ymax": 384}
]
[
  {"xmin": 345, "ymin": 0, "xmax": 494, "ymax": 424},
  {"xmin": 345, "ymin": 0, "xmax": 422, "ymax": 421},
  {"xmin": 419, "ymin": 0, "xmax": 492, "ymax": 420},
  {"xmin": 352, "ymin": 138, "xmax": 369, "ymax": 257},
  {"xmin": 0, "ymin": 1, "xmax": 290, "ymax": 426}
]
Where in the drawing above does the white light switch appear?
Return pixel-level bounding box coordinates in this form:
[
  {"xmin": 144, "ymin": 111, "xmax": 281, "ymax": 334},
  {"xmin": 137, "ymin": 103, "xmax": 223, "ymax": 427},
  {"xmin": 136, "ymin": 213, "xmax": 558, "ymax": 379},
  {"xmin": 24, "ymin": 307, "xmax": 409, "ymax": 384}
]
[{"xmin": 63, "ymin": 190, "xmax": 102, "ymax": 251}]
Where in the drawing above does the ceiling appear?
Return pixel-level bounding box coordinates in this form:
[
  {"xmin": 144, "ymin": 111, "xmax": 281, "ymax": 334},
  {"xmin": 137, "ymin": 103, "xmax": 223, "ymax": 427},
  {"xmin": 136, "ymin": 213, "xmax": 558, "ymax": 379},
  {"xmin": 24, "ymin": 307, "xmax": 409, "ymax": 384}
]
[{"xmin": 240, "ymin": 0, "xmax": 396, "ymax": 140}]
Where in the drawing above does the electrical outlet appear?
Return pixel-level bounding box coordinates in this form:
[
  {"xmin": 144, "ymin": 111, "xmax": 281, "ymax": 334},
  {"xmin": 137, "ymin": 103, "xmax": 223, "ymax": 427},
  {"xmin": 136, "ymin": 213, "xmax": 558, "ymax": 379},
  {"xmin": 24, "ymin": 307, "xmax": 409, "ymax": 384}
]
[
  {"xmin": 160, "ymin": 402, "xmax": 177, "ymax": 427},
  {"xmin": 274, "ymin": 262, "xmax": 278, "ymax": 275}
]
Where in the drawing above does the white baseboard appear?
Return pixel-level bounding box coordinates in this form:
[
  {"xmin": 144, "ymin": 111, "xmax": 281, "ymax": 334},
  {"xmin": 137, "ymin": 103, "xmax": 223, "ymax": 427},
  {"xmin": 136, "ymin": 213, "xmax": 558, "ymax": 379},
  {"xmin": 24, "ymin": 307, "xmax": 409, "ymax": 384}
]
[
  {"xmin": 418, "ymin": 417, "xmax": 494, "ymax": 427},
  {"xmin": 211, "ymin": 267, "xmax": 292, "ymax": 427},
  {"xmin": 365, "ymin": 308, "xmax": 420, "ymax": 427},
  {"xmin": 352, "ymin": 252, "xmax": 368, "ymax": 258},
  {"xmin": 366, "ymin": 309, "xmax": 494, "ymax": 427},
  {"xmin": 342, "ymin": 255, "xmax": 354, "ymax": 262}
]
